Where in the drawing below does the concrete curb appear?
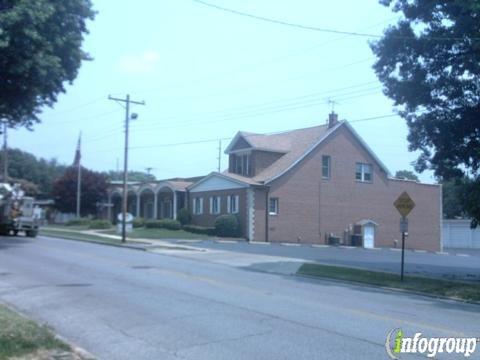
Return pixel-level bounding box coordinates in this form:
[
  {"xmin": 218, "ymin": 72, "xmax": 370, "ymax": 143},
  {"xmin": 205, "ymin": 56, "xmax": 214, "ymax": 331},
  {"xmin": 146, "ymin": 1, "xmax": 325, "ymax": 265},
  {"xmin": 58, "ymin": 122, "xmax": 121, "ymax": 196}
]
[
  {"xmin": 1, "ymin": 301, "xmax": 96, "ymax": 359},
  {"xmin": 39, "ymin": 234, "xmax": 148, "ymax": 252},
  {"xmin": 55, "ymin": 334, "xmax": 97, "ymax": 360}
]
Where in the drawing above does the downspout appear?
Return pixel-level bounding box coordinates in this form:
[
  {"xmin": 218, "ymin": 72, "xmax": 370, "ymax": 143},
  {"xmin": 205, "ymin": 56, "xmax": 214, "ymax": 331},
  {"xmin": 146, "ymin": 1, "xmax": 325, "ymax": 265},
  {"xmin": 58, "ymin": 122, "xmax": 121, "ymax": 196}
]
[{"xmin": 265, "ymin": 186, "xmax": 269, "ymax": 242}]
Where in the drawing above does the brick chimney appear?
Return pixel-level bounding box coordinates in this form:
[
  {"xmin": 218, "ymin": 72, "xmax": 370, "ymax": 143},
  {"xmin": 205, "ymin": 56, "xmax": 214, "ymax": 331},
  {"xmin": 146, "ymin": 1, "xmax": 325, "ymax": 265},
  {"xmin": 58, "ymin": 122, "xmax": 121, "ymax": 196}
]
[{"xmin": 328, "ymin": 112, "xmax": 338, "ymax": 128}]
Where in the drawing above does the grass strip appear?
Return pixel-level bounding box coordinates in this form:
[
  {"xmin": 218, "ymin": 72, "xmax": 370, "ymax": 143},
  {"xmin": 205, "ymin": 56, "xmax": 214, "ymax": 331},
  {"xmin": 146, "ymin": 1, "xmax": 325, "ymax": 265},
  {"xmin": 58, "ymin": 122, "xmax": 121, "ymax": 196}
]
[
  {"xmin": 0, "ymin": 304, "xmax": 69, "ymax": 359},
  {"xmin": 297, "ymin": 263, "xmax": 480, "ymax": 303}
]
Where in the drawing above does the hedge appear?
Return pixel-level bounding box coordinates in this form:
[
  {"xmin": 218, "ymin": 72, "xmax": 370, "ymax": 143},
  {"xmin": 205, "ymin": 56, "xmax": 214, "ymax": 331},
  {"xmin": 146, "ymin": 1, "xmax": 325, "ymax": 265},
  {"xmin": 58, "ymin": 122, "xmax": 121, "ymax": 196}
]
[
  {"xmin": 214, "ymin": 214, "xmax": 240, "ymax": 237},
  {"xmin": 144, "ymin": 219, "xmax": 181, "ymax": 230},
  {"xmin": 89, "ymin": 219, "xmax": 112, "ymax": 230},
  {"xmin": 65, "ymin": 217, "xmax": 91, "ymax": 226},
  {"xmin": 182, "ymin": 224, "xmax": 215, "ymax": 236},
  {"xmin": 132, "ymin": 217, "xmax": 145, "ymax": 228}
]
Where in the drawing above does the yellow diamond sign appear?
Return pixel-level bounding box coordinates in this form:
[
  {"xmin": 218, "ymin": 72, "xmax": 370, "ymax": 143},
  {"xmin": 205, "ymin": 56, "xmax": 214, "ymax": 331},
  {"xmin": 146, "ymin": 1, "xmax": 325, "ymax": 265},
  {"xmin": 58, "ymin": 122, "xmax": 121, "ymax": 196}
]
[{"xmin": 394, "ymin": 191, "xmax": 415, "ymax": 218}]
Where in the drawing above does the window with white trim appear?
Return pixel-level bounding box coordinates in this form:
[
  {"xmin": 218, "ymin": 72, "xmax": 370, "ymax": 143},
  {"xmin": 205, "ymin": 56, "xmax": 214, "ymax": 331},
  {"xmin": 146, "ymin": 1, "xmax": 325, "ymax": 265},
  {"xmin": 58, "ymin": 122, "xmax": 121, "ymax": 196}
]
[
  {"xmin": 209, "ymin": 196, "xmax": 221, "ymax": 215},
  {"xmin": 232, "ymin": 153, "xmax": 251, "ymax": 176},
  {"xmin": 227, "ymin": 195, "xmax": 239, "ymax": 214},
  {"xmin": 322, "ymin": 155, "xmax": 331, "ymax": 179},
  {"xmin": 355, "ymin": 163, "xmax": 373, "ymax": 182},
  {"xmin": 269, "ymin": 198, "xmax": 279, "ymax": 215},
  {"xmin": 192, "ymin": 197, "xmax": 203, "ymax": 215}
]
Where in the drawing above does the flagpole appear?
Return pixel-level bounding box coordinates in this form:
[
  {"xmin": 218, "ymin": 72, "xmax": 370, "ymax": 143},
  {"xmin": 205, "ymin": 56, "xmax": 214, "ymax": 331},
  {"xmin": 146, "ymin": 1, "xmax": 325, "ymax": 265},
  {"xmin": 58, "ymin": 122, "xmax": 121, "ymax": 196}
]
[{"xmin": 76, "ymin": 133, "xmax": 82, "ymax": 218}]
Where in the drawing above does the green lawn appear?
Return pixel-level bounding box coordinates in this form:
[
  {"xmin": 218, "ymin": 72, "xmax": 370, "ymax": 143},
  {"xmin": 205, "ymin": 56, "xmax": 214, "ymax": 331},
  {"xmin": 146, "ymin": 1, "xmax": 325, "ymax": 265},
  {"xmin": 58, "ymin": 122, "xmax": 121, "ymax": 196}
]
[
  {"xmin": 0, "ymin": 304, "xmax": 69, "ymax": 360},
  {"xmin": 297, "ymin": 263, "xmax": 480, "ymax": 302}
]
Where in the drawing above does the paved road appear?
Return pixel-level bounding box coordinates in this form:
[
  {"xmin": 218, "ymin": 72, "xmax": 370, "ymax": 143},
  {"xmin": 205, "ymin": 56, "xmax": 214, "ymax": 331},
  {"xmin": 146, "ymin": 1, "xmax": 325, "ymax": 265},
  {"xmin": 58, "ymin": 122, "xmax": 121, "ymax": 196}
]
[
  {"xmin": 0, "ymin": 236, "xmax": 479, "ymax": 360},
  {"xmin": 163, "ymin": 239, "xmax": 480, "ymax": 281}
]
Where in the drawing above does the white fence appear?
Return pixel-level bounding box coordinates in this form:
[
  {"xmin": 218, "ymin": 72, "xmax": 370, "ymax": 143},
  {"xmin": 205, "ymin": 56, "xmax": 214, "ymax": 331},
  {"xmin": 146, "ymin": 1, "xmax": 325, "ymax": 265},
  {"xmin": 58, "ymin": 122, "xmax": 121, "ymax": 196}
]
[{"xmin": 442, "ymin": 219, "xmax": 480, "ymax": 249}]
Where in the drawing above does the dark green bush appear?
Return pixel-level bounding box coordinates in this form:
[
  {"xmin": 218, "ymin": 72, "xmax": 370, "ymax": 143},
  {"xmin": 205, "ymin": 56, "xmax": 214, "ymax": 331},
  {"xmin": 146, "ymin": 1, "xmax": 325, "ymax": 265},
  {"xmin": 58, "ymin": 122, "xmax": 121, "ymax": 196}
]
[
  {"xmin": 177, "ymin": 208, "xmax": 191, "ymax": 225},
  {"xmin": 182, "ymin": 224, "xmax": 215, "ymax": 236},
  {"xmin": 65, "ymin": 217, "xmax": 91, "ymax": 226},
  {"xmin": 89, "ymin": 219, "xmax": 112, "ymax": 229},
  {"xmin": 214, "ymin": 214, "xmax": 240, "ymax": 237},
  {"xmin": 145, "ymin": 219, "xmax": 181, "ymax": 230},
  {"xmin": 132, "ymin": 217, "xmax": 145, "ymax": 228}
]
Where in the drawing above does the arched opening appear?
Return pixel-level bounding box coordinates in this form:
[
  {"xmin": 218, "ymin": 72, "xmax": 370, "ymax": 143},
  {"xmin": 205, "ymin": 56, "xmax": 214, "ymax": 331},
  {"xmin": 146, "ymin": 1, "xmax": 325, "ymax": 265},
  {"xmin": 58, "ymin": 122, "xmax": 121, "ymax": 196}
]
[
  {"xmin": 139, "ymin": 188, "xmax": 155, "ymax": 219},
  {"xmin": 127, "ymin": 191, "xmax": 138, "ymax": 217},
  {"xmin": 157, "ymin": 186, "xmax": 174, "ymax": 219},
  {"xmin": 111, "ymin": 192, "xmax": 122, "ymax": 224}
]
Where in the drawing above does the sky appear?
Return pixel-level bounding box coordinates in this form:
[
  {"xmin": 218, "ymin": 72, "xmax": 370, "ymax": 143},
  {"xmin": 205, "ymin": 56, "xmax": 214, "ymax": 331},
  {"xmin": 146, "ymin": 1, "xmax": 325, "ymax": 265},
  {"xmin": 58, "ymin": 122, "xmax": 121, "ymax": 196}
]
[{"xmin": 10, "ymin": 0, "xmax": 436, "ymax": 183}]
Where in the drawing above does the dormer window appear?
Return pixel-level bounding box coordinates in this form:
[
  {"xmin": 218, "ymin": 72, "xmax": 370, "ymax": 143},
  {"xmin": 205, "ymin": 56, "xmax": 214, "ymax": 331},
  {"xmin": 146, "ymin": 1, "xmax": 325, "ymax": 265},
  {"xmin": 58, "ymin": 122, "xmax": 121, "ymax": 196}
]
[{"xmin": 232, "ymin": 153, "xmax": 251, "ymax": 176}]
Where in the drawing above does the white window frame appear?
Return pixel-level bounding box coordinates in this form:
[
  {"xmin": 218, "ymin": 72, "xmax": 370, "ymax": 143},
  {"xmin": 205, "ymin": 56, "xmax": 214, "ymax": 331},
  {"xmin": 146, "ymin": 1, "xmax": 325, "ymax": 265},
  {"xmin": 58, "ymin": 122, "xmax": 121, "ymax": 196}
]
[
  {"xmin": 232, "ymin": 152, "xmax": 251, "ymax": 176},
  {"xmin": 269, "ymin": 198, "xmax": 279, "ymax": 215},
  {"xmin": 227, "ymin": 195, "xmax": 239, "ymax": 214},
  {"xmin": 322, "ymin": 155, "xmax": 331, "ymax": 180},
  {"xmin": 355, "ymin": 163, "xmax": 373, "ymax": 183},
  {"xmin": 193, "ymin": 197, "xmax": 203, "ymax": 215},
  {"xmin": 209, "ymin": 196, "xmax": 221, "ymax": 215}
]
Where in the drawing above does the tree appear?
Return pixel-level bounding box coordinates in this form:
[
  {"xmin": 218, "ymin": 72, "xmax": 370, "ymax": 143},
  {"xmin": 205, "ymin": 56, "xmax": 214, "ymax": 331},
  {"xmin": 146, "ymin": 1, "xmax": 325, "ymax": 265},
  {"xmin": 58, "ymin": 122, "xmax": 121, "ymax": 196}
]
[
  {"xmin": 52, "ymin": 166, "xmax": 107, "ymax": 216},
  {"xmin": 105, "ymin": 170, "xmax": 156, "ymax": 183},
  {"xmin": 394, "ymin": 170, "xmax": 419, "ymax": 181},
  {"xmin": 0, "ymin": 1, "xmax": 95, "ymax": 128},
  {"xmin": 7, "ymin": 148, "xmax": 67, "ymax": 196},
  {"xmin": 442, "ymin": 178, "xmax": 465, "ymax": 219},
  {"xmin": 371, "ymin": 0, "xmax": 480, "ymax": 225}
]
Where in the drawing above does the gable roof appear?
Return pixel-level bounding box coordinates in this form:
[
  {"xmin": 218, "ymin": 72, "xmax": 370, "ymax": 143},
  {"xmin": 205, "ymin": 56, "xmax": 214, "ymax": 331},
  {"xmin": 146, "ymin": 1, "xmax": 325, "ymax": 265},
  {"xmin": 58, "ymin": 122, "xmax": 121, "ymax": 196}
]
[
  {"xmin": 221, "ymin": 120, "xmax": 391, "ymax": 185},
  {"xmin": 187, "ymin": 172, "xmax": 259, "ymax": 191}
]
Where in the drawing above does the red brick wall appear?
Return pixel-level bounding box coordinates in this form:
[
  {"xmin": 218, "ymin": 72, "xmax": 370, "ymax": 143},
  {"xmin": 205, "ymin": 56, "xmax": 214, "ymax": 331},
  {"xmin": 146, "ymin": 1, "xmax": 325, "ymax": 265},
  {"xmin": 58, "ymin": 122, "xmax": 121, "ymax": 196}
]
[
  {"xmin": 253, "ymin": 188, "xmax": 267, "ymax": 241},
  {"xmin": 190, "ymin": 188, "xmax": 248, "ymax": 237},
  {"xmin": 265, "ymin": 126, "xmax": 441, "ymax": 251}
]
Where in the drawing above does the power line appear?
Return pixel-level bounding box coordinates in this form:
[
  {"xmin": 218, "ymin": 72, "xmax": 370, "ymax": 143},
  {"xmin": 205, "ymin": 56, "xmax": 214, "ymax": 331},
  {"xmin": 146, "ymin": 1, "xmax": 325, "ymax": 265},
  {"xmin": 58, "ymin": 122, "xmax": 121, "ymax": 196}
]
[
  {"xmin": 131, "ymin": 82, "xmax": 382, "ymax": 133},
  {"xmin": 192, "ymin": 0, "xmax": 479, "ymax": 42},
  {"xmin": 93, "ymin": 113, "xmax": 399, "ymax": 153}
]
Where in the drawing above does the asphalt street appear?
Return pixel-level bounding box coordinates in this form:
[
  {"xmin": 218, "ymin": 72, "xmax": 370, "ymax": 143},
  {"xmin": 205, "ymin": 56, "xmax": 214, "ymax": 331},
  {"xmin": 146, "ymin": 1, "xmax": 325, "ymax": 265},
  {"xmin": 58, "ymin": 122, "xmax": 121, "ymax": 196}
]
[
  {"xmin": 0, "ymin": 236, "xmax": 479, "ymax": 359},
  {"xmin": 168, "ymin": 239, "xmax": 480, "ymax": 281}
]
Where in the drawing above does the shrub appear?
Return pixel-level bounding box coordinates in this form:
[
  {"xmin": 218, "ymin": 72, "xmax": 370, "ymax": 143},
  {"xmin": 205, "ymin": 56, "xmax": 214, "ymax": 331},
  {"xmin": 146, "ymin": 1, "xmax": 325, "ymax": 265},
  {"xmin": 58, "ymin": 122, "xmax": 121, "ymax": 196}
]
[
  {"xmin": 65, "ymin": 217, "xmax": 91, "ymax": 226},
  {"xmin": 214, "ymin": 214, "xmax": 240, "ymax": 237},
  {"xmin": 145, "ymin": 219, "xmax": 181, "ymax": 230},
  {"xmin": 132, "ymin": 217, "xmax": 145, "ymax": 228},
  {"xmin": 182, "ymin": 224, "xmax": 216, "ymax": 236},
  {"xmin": 89, "ymin": 219, "xmax": 112, "ymax": 230},
  {"xmin": 177, "ymin": 208, "xmax": 191, "ymax": 225}
]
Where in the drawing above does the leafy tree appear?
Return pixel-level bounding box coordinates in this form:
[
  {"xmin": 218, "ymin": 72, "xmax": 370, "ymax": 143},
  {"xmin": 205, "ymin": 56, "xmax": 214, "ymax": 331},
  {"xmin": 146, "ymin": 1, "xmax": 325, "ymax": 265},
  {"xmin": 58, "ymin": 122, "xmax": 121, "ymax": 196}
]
[
  {"xmin": 371, "ymin": 0, "xmax": 480, "ymax": 225},
  {"xmin": 394, "ymin": 170, "xmax": 419, "ymax": 181},
  {"xmin": 441, "ymin": 178, "xmax": 466, "ymax": 219},
  {"xmin": 0, "ymin": 0, "xmax": 95, "ymax": 128},
  {"xmin": 7, "ymin": 148, "xmax": 66, "ymax": 196},
  {"xmin": 52, "ymin": 166, "xmax": 107, "ymax": 216},
  {"xmin": 105, "ymin": 170, "xmax": 156, "ymax": 182}
]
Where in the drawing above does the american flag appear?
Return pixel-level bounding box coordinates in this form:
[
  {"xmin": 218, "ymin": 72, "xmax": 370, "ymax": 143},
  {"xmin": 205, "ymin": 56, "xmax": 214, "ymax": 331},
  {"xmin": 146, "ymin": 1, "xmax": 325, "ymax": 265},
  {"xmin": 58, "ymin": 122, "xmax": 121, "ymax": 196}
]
[{"xmin": 73, "ymin": 133, "xmax": 81, "ymax": 167}]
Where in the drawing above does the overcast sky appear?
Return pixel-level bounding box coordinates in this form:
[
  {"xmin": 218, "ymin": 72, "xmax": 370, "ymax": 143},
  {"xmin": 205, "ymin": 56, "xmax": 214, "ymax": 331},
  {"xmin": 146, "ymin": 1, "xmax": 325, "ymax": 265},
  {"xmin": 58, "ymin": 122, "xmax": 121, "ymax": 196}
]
[{"xmin": 10, "ymin": 0, "xmax": 436, "ymax": 183}]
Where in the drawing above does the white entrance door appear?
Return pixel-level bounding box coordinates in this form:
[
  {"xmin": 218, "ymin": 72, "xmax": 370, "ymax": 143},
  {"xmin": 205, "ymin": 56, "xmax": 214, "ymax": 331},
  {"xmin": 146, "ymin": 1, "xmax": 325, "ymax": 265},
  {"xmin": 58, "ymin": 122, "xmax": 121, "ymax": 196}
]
[{"xmin": 363, "ymin": 225, "xmax": 375, "ymax": 248}]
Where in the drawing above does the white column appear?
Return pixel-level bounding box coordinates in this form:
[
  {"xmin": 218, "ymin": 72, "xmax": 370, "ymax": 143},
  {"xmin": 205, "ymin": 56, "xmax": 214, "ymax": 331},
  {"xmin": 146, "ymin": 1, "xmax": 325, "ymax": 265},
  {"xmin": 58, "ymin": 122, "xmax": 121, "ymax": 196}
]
[
  {"xmin": 136, "ymin": 194, "xmax": 140, "ymax": 218},
  {"xmin": 154, "ymin": 192, "xmax": 158, "ymax": 219},
  {"xmin": 173, "ymin": 191, "xmax": 177, "ymax": 220}
]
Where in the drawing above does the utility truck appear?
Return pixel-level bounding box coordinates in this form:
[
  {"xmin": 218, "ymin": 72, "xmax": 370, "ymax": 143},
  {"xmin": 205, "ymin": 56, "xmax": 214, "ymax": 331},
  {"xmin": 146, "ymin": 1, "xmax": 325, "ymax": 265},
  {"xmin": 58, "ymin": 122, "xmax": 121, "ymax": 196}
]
[{"xmin": 0, "ymin": 183, "xmax": 38, "ymax": 237}]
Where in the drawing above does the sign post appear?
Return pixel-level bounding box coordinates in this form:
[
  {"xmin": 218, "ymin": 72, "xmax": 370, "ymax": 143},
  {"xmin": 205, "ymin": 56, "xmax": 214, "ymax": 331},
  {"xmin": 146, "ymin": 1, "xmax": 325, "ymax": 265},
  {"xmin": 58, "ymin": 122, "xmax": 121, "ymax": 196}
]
[{"xmin": 394, "ymin": 192, "xmax": 415, "ymax": 282}]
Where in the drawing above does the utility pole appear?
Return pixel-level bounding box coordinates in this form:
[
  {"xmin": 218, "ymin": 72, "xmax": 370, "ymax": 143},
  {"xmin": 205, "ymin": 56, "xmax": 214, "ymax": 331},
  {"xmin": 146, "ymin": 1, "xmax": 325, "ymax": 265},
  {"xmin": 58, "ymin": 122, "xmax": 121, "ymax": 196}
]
[
  {"xmin": 2, "ymin": 122, "xmax": 7, "ymax": 183},
  {"xmin": 108, "ymin": 94, "xmax": 145, "ymax": 243},
  {"xmin": 217, "ymin": 139, "xmax": 222, "ymax": 172}
]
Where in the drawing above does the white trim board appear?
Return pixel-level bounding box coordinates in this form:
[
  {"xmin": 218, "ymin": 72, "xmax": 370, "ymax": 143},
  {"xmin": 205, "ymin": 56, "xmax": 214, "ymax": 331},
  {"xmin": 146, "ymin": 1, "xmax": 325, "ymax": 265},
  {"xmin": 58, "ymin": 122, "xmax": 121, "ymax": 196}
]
[{"xmin": 189, "ymin": 173, "xmax": 249, "ymax": 193}]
